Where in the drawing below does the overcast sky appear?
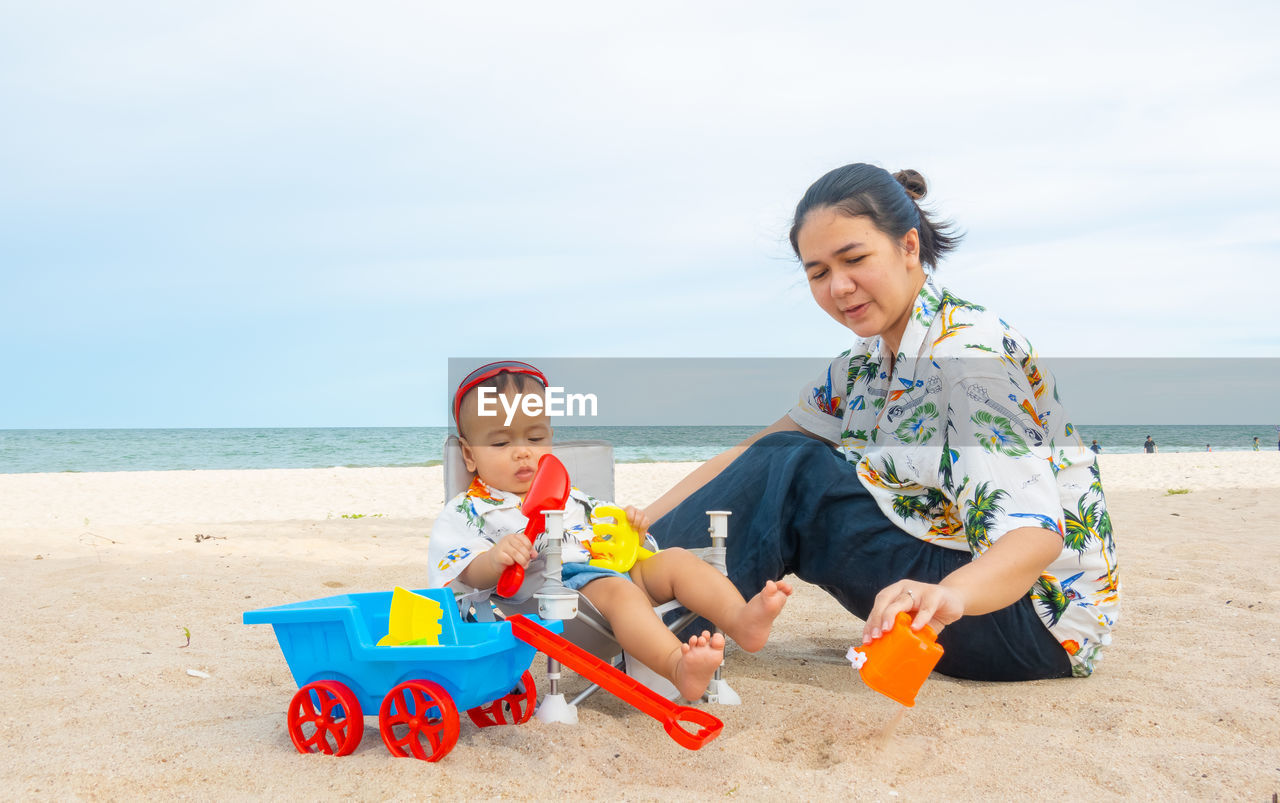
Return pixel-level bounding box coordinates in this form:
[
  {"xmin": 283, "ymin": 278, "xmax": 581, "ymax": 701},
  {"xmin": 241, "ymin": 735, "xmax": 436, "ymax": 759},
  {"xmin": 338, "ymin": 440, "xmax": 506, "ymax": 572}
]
[{"xmin": 2, "ymin": 1, "xmax": 1277, "ymax": 428}]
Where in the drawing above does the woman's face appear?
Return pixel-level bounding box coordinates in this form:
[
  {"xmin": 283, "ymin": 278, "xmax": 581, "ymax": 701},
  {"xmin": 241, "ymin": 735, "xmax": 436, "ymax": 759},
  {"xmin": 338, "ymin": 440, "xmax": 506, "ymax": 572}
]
[{"xmin": 797, "ymin": 208, "xmax": 924, "ymax": 352}]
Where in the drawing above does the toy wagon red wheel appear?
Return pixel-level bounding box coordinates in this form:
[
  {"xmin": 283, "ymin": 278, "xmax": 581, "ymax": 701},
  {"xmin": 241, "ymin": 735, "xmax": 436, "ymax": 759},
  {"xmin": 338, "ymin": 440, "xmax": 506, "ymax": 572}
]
[
  {"xmin": 506, "ymin": 670, "xmax": 538, "ymax": 724},
  {"xmin": 466, "ymin": 670, "xmax": 538, "ymax": 728},
  {"xmin": 379, "ymin": 680, "xmax": 460, "ymax": 762},
  {"xmin": 287, "ymin": 680, "xmax": 364, "ymax": 756}
]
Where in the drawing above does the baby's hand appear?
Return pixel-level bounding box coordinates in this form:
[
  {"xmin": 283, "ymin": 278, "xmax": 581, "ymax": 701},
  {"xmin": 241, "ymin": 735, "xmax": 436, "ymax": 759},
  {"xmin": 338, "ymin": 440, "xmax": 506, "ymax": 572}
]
[
  {"xmin": 489, "ymin": 532, "xmax": 534, "ymax": 569},
  {"xmin": 623, "ymin": 505, "xmax": 650, "ymax": 535}
]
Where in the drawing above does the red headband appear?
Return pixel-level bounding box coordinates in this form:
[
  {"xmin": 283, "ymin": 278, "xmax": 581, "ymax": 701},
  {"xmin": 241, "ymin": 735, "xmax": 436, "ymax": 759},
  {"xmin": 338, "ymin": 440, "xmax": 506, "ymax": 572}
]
[{"xmin": 452, "ymin": 361, "xmax": 548, "ymax": 425}]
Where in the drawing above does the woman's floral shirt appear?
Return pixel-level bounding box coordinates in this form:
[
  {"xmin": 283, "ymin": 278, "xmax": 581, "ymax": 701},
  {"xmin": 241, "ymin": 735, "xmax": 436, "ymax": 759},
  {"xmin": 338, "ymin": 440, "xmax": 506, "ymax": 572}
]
[{"xmin": 789, "ymin": 277, "xmax": 1119, "ymax": 676}]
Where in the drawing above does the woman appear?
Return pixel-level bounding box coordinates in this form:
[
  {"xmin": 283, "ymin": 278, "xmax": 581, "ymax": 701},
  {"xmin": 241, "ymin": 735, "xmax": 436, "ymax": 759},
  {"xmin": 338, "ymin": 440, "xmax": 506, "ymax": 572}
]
[{"xmin": 647, "ymin": 163, "xmax": 1118, "ymax": 680}]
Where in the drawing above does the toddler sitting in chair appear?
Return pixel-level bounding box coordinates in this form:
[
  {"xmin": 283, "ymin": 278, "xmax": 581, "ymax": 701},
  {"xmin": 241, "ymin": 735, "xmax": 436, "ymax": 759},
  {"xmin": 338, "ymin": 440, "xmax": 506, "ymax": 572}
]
[{"xmin": 429, "ymin": 361, "xmax": 792, "ymax": 701}]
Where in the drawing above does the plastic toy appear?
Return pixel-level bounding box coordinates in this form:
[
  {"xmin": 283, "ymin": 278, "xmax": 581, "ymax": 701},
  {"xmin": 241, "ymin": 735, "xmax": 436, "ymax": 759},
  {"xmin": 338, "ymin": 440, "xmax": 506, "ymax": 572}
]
[
  {"xmin": 495, "ymin": 453, "xmax": 570, "ymax": 598},
  {"xmin": 586, "ymin": 504, "xmax": 655, "ymax": 573},
  {"xmin": 244, "ymin": 588, "xmax": 559, "ymax": 761},
  {"xmin": 245, "ymin": 586, "xmax": 724, "ymax": 759},
  {"xmin": 376, "ymin": 586, "xmax": 443, "ymax": 646},
  {"xmin": 846, "ymin": 611, "xmax": 945, "ymax": 707},
  {"xmin": 509, "ymin": 614, "xmax": 722, "ymax": 750}
]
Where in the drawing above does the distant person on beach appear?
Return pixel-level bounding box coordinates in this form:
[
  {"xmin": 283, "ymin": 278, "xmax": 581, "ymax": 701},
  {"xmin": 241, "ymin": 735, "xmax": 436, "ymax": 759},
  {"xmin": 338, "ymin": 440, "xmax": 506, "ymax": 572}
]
[
  {"xmin": 1090, "ymin": 439, "xmax": 1102, "ymax": 454},
  {"xmin": 647, "ymin": 163, "xmax": 1117, "ymax": 680},
  {"xmin": 1206, "ymin": 444, "xmax": 1212, "ymax": 452},
  {"xmin": 430, "ymin": 361, "xmax": 792, "ymax": 700},
  {"xmin": 1254, "ymin": 437, "xmax": 1260, "ymax": 451},
  {"xmin": 1144, "ymin": 436, "xmax": 1157, "ymax": 454}
]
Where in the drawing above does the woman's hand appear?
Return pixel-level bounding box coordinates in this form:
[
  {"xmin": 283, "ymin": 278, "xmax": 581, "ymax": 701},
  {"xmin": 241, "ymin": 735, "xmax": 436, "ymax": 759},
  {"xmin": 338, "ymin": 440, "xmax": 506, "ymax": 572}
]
[
  {"xmin": 863, "ymin": 580, "xmax": 965, "ymax": 642},
  {"xmin": 862, "ymin": 527, "xmax": 1063, "ymax": 643}
]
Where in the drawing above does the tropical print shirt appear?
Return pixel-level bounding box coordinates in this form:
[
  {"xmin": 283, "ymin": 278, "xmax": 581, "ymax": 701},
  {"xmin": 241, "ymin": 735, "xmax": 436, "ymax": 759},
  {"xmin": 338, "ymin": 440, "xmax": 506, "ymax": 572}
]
[
  {"xmin": 789, "ymin": 277, "xmax": 1119, "ymax": 676},
  {"xmin": 428, "ymin": 477, "xmax": 603, "ymax": 606}
]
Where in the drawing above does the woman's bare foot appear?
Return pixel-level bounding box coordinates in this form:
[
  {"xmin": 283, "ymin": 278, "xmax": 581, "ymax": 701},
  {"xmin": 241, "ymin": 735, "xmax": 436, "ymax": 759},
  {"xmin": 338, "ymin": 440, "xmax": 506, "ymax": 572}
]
[
  {"xmin": 727, "ymin": 579, "xmax": 794, "ymax": 652},
  {"xmin": 669, "ymin": 631, "xmax": 725, "ymax": 701}
]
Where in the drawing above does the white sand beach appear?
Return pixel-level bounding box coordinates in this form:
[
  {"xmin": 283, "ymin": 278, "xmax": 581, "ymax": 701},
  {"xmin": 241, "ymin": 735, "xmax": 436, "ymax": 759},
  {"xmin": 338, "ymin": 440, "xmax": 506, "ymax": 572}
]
[{"xmin": 2, "ymin": 452, "xmax": 1278, "ymax": 799}]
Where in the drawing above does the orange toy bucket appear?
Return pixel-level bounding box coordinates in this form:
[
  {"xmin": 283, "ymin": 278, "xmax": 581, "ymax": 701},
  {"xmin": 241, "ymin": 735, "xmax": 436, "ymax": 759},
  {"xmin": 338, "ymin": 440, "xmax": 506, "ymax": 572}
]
[{"xmin": 847, "ymin": 611, "xmax": 944, "ymax": 707}]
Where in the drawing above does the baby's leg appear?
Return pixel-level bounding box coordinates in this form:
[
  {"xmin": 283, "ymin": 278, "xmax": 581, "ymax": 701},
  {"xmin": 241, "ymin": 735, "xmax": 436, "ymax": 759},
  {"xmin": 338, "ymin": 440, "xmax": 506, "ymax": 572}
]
[
  {"xmin": 579, "ymin": 576, "xmax": 723, "ymax": 701},
  {"xmin": 631, "ymin": 548, "xmax": 793, "ymax": 652}
]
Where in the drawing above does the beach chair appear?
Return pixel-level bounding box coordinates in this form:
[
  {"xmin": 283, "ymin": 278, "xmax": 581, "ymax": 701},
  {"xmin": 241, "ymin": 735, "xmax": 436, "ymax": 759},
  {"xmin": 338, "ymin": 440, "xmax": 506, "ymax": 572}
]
[{"xmin": 441, "ymin": 435, "xmax": 738, "ymax": 707}]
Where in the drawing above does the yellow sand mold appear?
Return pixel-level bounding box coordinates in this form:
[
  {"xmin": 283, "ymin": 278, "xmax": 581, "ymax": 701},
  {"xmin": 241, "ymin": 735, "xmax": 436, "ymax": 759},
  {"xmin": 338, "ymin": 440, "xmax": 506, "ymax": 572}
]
[{"xmin": 377, "ymin": 586, "xmax": 443, "ymax": 646}]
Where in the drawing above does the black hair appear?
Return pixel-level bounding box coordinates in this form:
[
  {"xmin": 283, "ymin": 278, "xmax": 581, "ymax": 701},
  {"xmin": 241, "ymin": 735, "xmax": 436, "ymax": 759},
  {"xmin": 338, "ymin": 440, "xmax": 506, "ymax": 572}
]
[{"xmin": 788, "ymin": 163, "xmax": 961, "ymax": 269}]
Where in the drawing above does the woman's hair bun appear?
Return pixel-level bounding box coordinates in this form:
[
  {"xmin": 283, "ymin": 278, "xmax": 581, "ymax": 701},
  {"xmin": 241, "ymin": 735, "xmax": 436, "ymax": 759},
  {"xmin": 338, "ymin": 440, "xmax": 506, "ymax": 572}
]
[
  {"xmin": 789, "ymin": 162, "xmax": 961, "ymax": 268},
  {"xmin": 893, "ymin": 169, "xmax": 927, "ymax": 201}
]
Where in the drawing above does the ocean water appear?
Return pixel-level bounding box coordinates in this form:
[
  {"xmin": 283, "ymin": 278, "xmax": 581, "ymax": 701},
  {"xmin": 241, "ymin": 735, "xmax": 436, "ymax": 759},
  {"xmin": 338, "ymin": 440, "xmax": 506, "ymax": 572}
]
[
  {"xmin": 0, "ymin": 424, "xmax": 1275, "ymax": 474},
  {"xmin": 1072, "ymin": 424, "xmax": 1277, "ymax": 456},
  {"xmin": 0, "ymin": 427, "xmax": 448, "ymax": 474}
]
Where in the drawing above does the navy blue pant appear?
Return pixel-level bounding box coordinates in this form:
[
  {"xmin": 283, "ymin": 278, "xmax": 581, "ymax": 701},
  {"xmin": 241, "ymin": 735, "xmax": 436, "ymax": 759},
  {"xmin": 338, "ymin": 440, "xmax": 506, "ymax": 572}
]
[{"xmin": 652, "ymin": 432, "xmax": 1072, "ymax": 681}]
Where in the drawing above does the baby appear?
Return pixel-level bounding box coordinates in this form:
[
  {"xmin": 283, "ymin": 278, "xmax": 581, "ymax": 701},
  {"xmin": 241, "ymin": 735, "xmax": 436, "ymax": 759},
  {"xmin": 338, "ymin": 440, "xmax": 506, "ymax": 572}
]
[{"xmin": 429, "ymin": 361, "xmax": 792, "ymax": 701}]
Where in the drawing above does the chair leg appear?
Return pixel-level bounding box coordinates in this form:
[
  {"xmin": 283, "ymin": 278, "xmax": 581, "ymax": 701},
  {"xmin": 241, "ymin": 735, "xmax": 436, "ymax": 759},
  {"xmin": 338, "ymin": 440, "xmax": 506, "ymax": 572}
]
[
  {"xmin": 703, "ymin": 632, "xmax": 741, "ymax": 705},
  {"xmin": 701, "ymin": 511, "xmax": 740, "ymax": 704},
  {"xmin": 535, "ymin": 656, "xmax": 579, "ymax": 724}
]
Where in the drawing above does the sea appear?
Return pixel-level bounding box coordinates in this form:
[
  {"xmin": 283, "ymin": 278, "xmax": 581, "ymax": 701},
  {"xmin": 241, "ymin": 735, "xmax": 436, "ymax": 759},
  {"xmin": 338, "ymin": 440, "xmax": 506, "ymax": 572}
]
[{"xmin": 1, "ymin": 424, "xmax": 1277, "ymax": 475}]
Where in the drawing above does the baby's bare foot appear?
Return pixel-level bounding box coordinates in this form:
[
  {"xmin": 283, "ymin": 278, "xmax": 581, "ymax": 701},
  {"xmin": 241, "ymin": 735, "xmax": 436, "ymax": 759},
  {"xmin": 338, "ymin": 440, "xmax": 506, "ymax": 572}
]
[
  {"xmin": 671, "ymin": 631, "xmax": 725, "ymax": 701},
  {"xmin": 730, "ymin": 579, "xmax": 794, "ymax": 652}
]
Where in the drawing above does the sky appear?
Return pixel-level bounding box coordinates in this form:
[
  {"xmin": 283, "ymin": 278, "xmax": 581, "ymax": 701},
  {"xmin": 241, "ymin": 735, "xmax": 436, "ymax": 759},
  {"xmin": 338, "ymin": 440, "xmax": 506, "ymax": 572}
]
[{"xmin": 2, "ymin": 1, "xmax": 1278, "ymax": 428}]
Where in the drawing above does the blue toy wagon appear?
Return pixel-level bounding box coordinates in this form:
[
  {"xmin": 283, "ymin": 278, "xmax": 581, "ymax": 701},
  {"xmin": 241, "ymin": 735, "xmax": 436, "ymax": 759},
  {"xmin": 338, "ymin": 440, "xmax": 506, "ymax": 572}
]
[{"xmin": 243, "ymin": 587, "xmax": 563, "ymax": 762}]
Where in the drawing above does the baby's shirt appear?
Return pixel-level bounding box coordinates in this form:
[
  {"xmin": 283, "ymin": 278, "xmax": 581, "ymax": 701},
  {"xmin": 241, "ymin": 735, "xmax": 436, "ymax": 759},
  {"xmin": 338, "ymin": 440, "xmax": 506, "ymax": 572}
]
[{"xmin": 428, "ymin": 476, "xmax": 602, "ymax": 606}]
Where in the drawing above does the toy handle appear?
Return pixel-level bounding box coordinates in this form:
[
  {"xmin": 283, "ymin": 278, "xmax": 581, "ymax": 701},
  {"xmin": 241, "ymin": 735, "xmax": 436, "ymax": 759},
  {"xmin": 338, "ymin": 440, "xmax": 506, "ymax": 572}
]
[{"xmin": 663, "ymin": 706, "xmax": 724, "ymax": 751}]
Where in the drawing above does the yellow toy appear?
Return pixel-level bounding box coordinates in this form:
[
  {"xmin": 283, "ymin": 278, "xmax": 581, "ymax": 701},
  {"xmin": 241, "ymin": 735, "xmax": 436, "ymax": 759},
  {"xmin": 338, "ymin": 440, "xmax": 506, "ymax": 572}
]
[
  {"xmin": 377, "ymin": 586, "xmax": 444, "ymax": 646},
  {"xmin": 586, "ymin": 505, "xmax": 656, "ymax": 573}
]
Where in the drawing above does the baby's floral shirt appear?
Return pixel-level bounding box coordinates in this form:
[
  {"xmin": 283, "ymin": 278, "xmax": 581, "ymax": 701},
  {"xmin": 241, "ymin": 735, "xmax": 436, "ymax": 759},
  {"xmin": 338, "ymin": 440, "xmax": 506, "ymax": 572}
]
[
  {"xmin": 428, "ymin": 477, "xmax": 602, "ymax": 607},
  {"xmin": 790, "ymin": 277, "xmax": 1119, "ymax": 676}
]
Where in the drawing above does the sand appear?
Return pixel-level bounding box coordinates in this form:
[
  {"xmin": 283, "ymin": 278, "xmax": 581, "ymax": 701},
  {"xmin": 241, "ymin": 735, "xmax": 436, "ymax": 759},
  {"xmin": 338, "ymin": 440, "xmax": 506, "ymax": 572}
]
[{"xmin": 2, "ymin": 453, "xmax": 1278, "ymax": 800}]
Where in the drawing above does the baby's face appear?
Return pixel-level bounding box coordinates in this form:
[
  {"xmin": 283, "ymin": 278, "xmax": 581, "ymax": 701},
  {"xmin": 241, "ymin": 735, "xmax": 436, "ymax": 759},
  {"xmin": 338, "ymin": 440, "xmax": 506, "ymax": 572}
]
[{"xmin": 458, "ymin": 389, "xmax": 553, "ymax": 496}]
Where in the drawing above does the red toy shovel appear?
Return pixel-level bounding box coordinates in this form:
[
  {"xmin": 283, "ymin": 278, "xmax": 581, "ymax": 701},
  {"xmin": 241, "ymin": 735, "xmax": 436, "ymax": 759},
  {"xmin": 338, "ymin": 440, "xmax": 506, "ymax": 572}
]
[
  {"xmin": 509, "ymin": 614, "xmax": 723, "ymax": 749},
  {"xmin": 495, "ymin": 454, "xmax": 570, "ymax": 598}
]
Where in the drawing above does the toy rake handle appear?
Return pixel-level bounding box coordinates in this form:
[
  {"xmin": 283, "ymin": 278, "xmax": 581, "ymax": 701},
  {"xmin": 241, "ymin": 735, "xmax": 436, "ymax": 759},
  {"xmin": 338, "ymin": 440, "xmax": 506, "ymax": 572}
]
[{"xmin": 508, "ymin": 614, "xmax": 724, "ymax": 750}]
